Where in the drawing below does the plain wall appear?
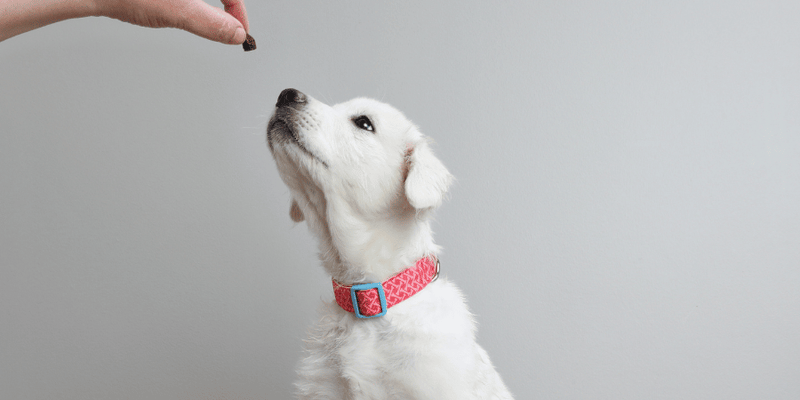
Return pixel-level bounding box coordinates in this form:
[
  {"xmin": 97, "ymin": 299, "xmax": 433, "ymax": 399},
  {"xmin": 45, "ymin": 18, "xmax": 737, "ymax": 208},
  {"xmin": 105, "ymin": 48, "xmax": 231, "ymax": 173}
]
[{"xmin": 2, "ymin": 1, "xmax": 799, "ymax": 399}]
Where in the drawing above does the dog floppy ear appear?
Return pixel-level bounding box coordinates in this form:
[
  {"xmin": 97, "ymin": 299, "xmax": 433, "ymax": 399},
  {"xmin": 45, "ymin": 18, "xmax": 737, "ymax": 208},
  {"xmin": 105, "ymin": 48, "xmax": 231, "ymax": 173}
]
[
  {"xmin": 404, "ymin": 139, "xmax": 453, "ymax": 210},
  {"xmin": 290, "ymin": 198, "xmax": 305, "ymax": 222}
]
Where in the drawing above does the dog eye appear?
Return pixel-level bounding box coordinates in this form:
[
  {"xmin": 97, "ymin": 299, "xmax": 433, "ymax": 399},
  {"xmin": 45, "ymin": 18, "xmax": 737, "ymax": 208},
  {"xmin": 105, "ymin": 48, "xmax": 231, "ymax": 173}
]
[{"xmin": 352, "ymin": 116, "xmax": 374, "ymax": 132}]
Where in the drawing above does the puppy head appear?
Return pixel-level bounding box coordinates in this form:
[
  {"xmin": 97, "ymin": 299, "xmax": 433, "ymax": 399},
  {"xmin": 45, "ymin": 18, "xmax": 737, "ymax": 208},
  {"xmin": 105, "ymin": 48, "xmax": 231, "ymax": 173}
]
[{"xmin": 267, "ymin": 89, "xmax": 452, "ymax": 228}]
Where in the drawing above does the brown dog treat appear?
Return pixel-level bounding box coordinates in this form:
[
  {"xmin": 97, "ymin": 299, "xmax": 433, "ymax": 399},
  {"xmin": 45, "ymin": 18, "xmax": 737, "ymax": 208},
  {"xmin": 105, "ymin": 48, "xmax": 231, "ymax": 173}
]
[{"xmin": 242, "ymin": 34, "xmax": 256, "ymax": 51}]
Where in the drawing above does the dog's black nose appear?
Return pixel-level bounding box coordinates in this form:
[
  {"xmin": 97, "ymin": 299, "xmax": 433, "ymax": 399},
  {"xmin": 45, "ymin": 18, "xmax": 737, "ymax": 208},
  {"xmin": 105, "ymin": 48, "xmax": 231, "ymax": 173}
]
[{"xmin": 276, "ymin": 88, "xmax": 307, "ymax": 107}]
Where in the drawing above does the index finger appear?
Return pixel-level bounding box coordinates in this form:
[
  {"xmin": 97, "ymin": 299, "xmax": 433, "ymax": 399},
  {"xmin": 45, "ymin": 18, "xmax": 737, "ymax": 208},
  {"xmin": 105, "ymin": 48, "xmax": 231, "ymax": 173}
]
[{"xmin": 220, "ymin": 0, "xmax": 249, "ymax": 32}]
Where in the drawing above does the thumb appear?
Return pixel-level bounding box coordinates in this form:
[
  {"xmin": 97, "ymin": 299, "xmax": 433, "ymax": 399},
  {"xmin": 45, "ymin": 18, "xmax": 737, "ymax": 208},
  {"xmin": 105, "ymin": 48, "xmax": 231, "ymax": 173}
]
[{"xmin": 180, "ymin": 1, "xmax": 246, "ymax": 45}]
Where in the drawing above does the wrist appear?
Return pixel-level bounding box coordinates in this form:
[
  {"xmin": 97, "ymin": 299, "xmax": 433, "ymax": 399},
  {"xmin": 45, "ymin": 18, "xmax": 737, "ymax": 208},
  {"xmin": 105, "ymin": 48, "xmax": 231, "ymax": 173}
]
[{"xmin": 0, "ymin": 0, "xmax": 100, "ymax": 42}]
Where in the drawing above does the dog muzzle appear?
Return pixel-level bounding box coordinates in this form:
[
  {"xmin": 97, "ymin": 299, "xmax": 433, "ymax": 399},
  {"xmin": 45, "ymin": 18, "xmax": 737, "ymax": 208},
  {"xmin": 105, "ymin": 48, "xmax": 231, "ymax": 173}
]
[{"xmin": 332, "ymin": 256, "xmax": 440, "ymax": 318}]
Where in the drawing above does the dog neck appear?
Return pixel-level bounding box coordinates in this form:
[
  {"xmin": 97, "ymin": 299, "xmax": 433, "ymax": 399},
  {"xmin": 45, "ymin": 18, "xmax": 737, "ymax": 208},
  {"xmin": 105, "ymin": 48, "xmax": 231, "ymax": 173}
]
[{"xmin": 297, "ymin": 188, "xmax": 439, "ymax": 285}]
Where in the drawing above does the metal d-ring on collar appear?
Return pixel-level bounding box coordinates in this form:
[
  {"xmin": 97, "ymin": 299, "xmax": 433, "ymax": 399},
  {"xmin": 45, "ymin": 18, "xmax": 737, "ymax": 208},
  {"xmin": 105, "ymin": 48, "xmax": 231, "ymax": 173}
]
[{"xmin": 431, "ymin": 258, "xmax": 441, "ymax": 282}]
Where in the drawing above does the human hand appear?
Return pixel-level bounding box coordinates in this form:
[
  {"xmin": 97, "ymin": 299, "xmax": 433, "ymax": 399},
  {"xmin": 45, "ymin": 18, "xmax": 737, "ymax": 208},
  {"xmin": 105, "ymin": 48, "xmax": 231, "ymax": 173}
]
[{"xmin": 96, "ymin": 0, "xmax": 250, "ymax": 45}]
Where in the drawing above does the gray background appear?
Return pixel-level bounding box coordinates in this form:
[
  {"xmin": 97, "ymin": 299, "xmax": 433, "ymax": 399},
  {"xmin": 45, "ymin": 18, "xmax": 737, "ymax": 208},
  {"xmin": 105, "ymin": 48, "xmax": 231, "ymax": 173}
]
[{"xmin": 2, "ymin": 1, "xmax": 799, "ymax": 399}]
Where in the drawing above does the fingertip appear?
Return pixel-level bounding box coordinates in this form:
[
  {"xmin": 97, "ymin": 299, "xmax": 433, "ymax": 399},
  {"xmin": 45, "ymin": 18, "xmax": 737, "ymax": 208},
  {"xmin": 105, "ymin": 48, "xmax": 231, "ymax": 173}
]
[
  {"xmin": 181, "ymin": 2, "xmax": 248, "ymax": 45},
  {"xmin": 232, "ymin": 26, "xmax": 247, "ymax": 45},
  {"xmin": 221, "ymin": 0, "xmax": 250, "ymax": 32}
]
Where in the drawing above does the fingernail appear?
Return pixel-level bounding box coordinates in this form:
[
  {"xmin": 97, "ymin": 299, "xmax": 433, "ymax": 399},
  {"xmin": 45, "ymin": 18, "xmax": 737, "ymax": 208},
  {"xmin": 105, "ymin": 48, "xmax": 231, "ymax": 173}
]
[{"xmin": 230, "ymin": 26, "xmax": 244, "ymax": 44}]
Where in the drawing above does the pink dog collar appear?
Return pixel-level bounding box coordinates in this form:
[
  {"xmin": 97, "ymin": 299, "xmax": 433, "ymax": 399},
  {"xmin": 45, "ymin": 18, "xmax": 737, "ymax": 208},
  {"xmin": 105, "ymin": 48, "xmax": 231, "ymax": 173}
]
[{"xmin": 333, "ymin": 256, "xmax": 440, "ymax": 318}]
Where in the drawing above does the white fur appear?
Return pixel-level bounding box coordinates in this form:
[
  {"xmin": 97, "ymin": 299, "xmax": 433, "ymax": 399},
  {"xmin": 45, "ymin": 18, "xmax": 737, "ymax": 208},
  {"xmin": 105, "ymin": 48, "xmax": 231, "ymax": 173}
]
[{"xmin": 267, "ymin": 90, "xmax": 513, "ymax": 399}]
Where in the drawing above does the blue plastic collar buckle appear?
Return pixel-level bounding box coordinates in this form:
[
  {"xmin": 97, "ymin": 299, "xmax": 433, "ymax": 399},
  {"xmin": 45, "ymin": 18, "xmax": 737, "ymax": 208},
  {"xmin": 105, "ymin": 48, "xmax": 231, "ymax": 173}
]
[{"xmin": 350, "ymin": 283, "xmax": 387, "ymax": 319}]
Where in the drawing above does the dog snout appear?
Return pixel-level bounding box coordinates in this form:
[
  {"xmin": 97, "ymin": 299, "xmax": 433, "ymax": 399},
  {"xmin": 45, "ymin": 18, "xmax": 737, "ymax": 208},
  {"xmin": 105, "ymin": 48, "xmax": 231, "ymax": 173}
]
[{"xmin": 276, "ymin": 88, "xmax": 307, "ymax": 108}]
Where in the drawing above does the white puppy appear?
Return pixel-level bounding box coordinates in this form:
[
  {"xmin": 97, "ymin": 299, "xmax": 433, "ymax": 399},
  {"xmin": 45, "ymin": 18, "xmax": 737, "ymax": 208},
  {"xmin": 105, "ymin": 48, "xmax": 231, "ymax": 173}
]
[{"xmin": 267, "ymin": 89, "xmax": 513, "ymax": 400}]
